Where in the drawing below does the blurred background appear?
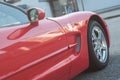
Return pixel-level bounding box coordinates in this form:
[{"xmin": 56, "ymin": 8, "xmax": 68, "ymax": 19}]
[{"xmin": 1, "ymin": 0, "xmax": 120, "ymax": 18}]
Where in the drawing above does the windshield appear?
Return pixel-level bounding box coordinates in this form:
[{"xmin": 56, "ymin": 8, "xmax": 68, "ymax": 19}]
[{"xmin": 0, "ymin": 2, "xmax": 29, "ymax": 28}]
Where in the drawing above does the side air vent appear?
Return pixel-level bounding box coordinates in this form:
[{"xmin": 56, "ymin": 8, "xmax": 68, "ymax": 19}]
[{"xmin": 75, "ymin": 36, "xmax": 81, "ymax": 53}]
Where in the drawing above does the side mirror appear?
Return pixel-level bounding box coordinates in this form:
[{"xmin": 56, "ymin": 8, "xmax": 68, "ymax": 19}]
[{"xmin": 27, "ymin": 8, "xmax": 45, "ymax": 22}]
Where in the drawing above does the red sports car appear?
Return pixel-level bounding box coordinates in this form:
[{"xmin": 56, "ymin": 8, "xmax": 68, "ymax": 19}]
[{"xmin": 0, "ymin": 1, "xmax": 110, "ymax": 80}]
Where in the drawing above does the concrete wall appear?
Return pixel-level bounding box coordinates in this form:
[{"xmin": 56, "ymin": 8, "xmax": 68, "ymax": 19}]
[
  {"xmin": 77, "ymin": 0, "xmax": 120, "ymax": 11},
  {"xmin": 76, "ymin": 0, "xmax": 84, "ymax": 11},
  {"xmin": 1, "ymin": 0, "xmax": 120, "ymax": 17}
]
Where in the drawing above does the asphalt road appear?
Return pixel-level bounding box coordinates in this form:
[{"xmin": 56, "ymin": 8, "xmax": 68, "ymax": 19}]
[{"xmin": 72, "ymin": 17, "xmax": 120, "ymax": 80}]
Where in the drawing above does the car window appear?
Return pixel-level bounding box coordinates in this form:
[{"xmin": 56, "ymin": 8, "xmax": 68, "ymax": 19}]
[{"xmin": 0, "ymin": 3, "xmax": 29, "ymax": 28}]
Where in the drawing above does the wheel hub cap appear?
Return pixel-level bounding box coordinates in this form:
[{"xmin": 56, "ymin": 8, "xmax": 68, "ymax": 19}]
[{"xmin": 92, "ymin": 26, "xmax": 108, "ymax": 63}]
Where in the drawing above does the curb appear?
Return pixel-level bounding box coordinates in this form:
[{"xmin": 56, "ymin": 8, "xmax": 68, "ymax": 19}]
[
  {"xmin": 104, "ymin": 14, "xmax": 120, "ymax": 20},
  {"xmin": 94, "ymin": 5, "xmax": 120, "ymax": 20},
  {"xmin": 95, "ymin": 5, "xmax": 120, "ymax": 14}
]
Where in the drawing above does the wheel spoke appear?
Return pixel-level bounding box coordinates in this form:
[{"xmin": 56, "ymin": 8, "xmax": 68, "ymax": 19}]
[
  {"xmin": 94, "ymin": 43, "xmax": 98, "ymax": 51},
  {"xmin": 101, "ymin": 45, "xmax": 107, "ymax": 50},
  {"xmin": 92, "ymin": 30, "xmax": 97, "ymax": 40},
  {"xmin": 92, "ymin": 26, "xmax": 108, "ymax": 63},
  {"xmin": 98, "ymin": 30, "xmax": 102, "ymax": 40},
  {"xmin": 97, "ymin": 50, "xmax": 102, "ymax": 59}
]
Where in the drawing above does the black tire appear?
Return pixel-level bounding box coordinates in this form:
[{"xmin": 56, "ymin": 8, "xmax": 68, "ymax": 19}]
[{"xmin": 87, "ymin": 20, "xmax": 109, "ymax": 71}]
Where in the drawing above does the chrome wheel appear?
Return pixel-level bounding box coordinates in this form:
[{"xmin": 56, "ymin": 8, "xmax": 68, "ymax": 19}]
[
  {"xmin": 88, "ymin": 20, "xmax": 109, "ymax": 71},
  {"xmin": 92, "ymin": 26, "xmax": 108, "ymax": 63}
]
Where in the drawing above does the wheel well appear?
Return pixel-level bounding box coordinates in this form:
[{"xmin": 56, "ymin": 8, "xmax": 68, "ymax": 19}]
[
  {"xmin": 89, "ymin": 15, "xmax": 106, "ymax": 28},
  {"xmin": 88, "ymin": 15, "xmax": 110, "ymax": 47}
]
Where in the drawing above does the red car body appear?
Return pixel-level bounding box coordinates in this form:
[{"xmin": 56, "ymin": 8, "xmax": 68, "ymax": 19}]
[{"xmin": 0, "ymin": 2, "xmax": 110, "ymax": 80}]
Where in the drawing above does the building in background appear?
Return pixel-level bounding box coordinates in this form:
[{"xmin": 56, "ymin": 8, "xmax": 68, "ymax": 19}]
[
  {"xmin": 1, "ymin": 0, "xmax": 79, "ymax": 17},
  {"xmin": 14, "ymin": 0, "xmax": 79, "ymax": 17},
  {"xmin": 49, "ymin": 0, "xmax": 78, "ymax": 17},
  {"xmin": 1, "ymin": 0, "xmax": 120, "ymax": 17},
  {"xmin": 14, "ymin": 0, "xmax": 53, "ymax": 17},
  {"xmin": 79, "ymin": 0, "xmax": 120, "ymax": 11}
]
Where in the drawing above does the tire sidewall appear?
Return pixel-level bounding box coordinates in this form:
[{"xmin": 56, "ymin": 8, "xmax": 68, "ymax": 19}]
[{"xmin": 88, "ymin": 20, "xmax": 109, "ymax": 70}]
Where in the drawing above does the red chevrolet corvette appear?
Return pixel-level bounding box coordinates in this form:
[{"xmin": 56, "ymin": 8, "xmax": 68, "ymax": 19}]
[{"xmin": 0, "ymin": 1, "xmax": 110, "ymax": 80}]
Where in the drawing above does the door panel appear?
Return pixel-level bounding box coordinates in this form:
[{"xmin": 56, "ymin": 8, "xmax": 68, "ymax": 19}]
[
  {"xmin": 63, "ymin": 23, "xmax": 89, "ymax": 78},
  {"xmin": 0, "ymin": 19, "xmax": 70, "ymax": 80}
]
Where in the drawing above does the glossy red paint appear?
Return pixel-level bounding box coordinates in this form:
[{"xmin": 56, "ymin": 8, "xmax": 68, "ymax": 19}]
[
  {"xmin": 50, "ymin": 12, "xmax": 110, "ymax": 78},
  {"xmin": 0, "ymin": 19, "xmax": 70, "ymax": 80},
  {"xmin": 0, "ymin": 4, "xmax": 110, "ymax": 80}
]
